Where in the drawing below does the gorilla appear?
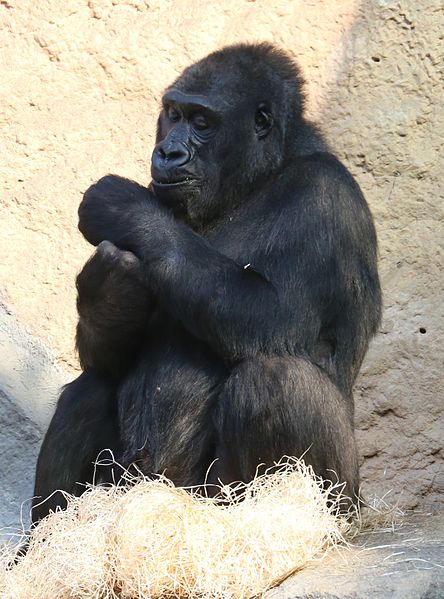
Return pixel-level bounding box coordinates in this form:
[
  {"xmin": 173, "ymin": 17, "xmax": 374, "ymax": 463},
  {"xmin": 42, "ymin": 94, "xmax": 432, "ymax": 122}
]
[{"xmin": 32, "ymin": 43, "xmax": 381, "ymax": 522}]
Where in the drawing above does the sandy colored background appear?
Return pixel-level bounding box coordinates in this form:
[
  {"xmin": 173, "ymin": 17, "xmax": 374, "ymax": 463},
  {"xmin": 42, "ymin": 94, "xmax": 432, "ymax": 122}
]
[{"xmin": 0, "ymin": 0, "xmax": 443, "ymax": 510}]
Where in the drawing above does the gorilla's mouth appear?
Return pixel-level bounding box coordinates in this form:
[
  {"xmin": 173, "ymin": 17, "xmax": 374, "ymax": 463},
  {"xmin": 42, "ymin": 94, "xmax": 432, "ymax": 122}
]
[
  {"xmin": 151, "ymin": 178, "xmax": 200, "ymax": 211},
  {"xmin": 152, "ymin": 177, "xmax": 198, "ymax": 188}
]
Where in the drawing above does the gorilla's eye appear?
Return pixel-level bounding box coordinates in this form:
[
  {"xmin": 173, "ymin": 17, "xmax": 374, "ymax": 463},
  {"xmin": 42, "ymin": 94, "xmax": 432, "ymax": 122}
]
[
  {"xmin": 192, "ymin": 113, "xmax": 209, "ymax": 131},
  {"xmin": 255, "ymin": 106, "xmax": 273, "ymax": 137},
  {"xmin": 255, "ymin": 110, "xmax": 268, "ymax": 127},
  {"xmin": 167, "ymin": 106, "xmax": 181, "ymax": 122}
]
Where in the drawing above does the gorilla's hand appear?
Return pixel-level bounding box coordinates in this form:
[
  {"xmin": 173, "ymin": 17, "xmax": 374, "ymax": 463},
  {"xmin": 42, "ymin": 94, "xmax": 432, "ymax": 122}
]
[
  {"xmin": 78, "ymin": 175, "xmax": 163, "ymax": 249},
  {"xmin": 76, "ymin": 240, "xmax": 153, "ymax": 374},
  {"xmin": 76, "ymin": 240, "xmax": 144, "ymax": 305},
  {"xmin": 76, "ymin": 240, "xmax": 148, "ymax": 332}
]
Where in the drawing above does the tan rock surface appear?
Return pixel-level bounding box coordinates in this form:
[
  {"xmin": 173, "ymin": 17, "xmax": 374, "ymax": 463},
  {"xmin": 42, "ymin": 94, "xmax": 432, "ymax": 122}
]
[{"xmin": 0, "ymin": 0, "xmax": 442, "ymax": 509}]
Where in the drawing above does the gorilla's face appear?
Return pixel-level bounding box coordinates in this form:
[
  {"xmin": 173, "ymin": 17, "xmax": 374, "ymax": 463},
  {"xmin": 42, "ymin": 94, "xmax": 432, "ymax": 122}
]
[
  {"xmin": 150, "ymin": 89, "xmax": 221, "ymax": 219},
  {"xmin": 150, "ymin": 85, "xmax": 275, "ymax": 227}
]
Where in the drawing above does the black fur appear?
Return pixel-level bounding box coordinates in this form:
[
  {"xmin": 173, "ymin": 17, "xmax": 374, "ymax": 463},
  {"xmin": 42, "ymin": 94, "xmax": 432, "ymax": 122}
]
[{"xmin": 33, "ymin": 43, "xmax": 381, "ymax": 522}]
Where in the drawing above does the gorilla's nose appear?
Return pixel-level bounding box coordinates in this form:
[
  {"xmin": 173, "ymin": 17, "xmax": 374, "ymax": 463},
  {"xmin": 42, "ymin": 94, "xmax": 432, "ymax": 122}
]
[{"xmin": 153, "ymin": 140, "xmax": 191, "ymax": 169}]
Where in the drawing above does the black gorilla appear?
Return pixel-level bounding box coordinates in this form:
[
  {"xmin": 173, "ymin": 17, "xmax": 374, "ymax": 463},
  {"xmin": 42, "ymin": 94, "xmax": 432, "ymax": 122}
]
[{"xmin": 32, "ymin": 43, "xmax": 381, "ymax": 522}]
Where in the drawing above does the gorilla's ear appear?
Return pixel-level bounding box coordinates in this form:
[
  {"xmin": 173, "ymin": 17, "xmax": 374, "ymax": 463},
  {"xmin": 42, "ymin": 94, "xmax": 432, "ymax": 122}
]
[{"xmin": 254, "ymin": 104, "xmax": 273, "ymax": 139}]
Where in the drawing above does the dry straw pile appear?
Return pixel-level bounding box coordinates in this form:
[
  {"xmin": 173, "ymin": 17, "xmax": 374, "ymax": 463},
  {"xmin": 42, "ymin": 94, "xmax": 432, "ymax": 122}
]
[{"xmin": 1, "ymin": 459, "xmax": 351, "ymax": 599}]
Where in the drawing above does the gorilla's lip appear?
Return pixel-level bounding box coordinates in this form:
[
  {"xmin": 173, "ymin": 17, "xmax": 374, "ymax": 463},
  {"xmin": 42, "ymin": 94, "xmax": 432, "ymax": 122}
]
[
  {"xmin": 152, "ymin": 177, "xmax": 198, "ymax": 188},
  {"xmin": 151, "ymin": 178, "xmax": 200, "ymax": 210}
]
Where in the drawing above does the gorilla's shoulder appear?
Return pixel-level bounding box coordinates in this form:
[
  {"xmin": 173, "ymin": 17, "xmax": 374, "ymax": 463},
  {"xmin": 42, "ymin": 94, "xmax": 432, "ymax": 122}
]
[{"xmin": 287, "ymin": 151, "xmax": 364, "ymax": 197}]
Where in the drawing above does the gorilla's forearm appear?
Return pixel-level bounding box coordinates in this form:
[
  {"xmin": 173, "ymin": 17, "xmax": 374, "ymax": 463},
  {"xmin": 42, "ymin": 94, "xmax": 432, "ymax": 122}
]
[{"xmin": 136, "ymin": 219, "xmax": 283, "ymax": 358}]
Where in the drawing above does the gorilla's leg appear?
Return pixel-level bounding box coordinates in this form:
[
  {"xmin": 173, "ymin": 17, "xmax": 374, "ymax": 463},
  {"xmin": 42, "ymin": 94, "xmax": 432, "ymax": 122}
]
[
  {"xmin": 32, "ymin": 370, "xmax": 121, "ymax": 523},
  {"xmin": 117, "ymin": 335, "xmax": 226, "ymax": 488},
  {"xmin": 213, "ymin": 356, "xmax": 359, "ymax": 506}
]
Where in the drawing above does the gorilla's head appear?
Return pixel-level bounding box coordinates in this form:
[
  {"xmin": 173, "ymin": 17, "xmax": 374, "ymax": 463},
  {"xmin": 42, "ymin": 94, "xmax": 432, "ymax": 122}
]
[{"xmin": 150, "ymin": 43, "xmax": 305, "ymax": 227}]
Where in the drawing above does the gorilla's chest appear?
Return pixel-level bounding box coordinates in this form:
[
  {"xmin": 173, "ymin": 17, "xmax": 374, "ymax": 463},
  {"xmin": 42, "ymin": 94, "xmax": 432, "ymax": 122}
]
[{"xmin": 206, "ymin": 208, "xmax": 272, "ymax": 270}]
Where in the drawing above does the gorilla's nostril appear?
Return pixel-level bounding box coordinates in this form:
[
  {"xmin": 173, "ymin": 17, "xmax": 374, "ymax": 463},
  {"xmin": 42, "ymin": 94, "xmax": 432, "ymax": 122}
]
[
  {"xmin": 154, "ymin": 140, "xmax": 191, "ymax": 166},
  {"xmin": 168, "ymin": 149, "xmax": 189, "ymax": 165},
  {"xmin": 165, "ymin": 144, "xmax": 191, "ymax": 166}
]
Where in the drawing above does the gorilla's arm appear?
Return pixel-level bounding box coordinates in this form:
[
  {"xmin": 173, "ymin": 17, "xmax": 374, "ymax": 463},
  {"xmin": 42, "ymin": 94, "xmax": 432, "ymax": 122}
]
[
  {"xmin": 78, "ymin": 171, "xmax": 376, "ymax": 364},
  {"xmin": 75, "ymin": 239, "xmax": 154, "ymax": 376},
  {"xmin": 79, "ymin": 176, "xmax": 284, "ymax": 359}
]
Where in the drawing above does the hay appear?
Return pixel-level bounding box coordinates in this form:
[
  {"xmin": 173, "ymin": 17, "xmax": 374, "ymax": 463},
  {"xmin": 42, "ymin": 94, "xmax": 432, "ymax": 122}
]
[{"xmin": 1, "ymin": 459, "xmax": 351, "ymax": 599}]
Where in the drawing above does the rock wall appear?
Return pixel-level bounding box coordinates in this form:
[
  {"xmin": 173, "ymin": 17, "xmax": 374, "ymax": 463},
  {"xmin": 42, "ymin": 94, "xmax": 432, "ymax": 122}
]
[
  {"xmin": 0, "ymin": 0, "xmax": 442, "ymax": 513},
  {"xmin": 0, "ymin": 303, "xmax": 65, "ymax": 534},
  {"xmin": 333, "ymin": 1, "xmax": 444, "ymax": 509}
]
